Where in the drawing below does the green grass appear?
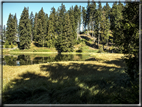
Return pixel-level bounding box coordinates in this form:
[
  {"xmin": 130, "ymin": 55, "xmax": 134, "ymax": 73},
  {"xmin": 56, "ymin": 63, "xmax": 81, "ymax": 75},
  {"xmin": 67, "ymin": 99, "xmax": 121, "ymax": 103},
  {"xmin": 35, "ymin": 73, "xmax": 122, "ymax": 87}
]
[{"xmin": 2, "ymin": 54, "xmax": 139, "ymax": 104}]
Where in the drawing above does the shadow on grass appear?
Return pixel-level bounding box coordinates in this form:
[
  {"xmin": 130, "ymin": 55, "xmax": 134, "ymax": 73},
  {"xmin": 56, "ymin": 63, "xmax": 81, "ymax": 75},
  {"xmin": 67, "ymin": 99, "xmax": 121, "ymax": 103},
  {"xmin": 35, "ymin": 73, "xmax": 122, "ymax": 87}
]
[
  {"xmin": 103, "ymin": 58, "xmax": 126, "ymax": 68},
  {"xmin": 3, "ymin": 61, "xmax": 139, "ymax": 104}
]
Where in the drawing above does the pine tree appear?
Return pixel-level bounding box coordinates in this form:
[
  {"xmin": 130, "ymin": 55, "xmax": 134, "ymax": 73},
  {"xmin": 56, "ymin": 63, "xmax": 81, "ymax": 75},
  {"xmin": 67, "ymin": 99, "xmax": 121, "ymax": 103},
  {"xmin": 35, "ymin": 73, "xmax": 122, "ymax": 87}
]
[
  {"xmin": 95, "ymin": 2, "xmax": 103, "ymax": 48},
  {"xmin": 82, "ymin": 6, "xmax": 86, "ymax": 31},
  {"xmin": 37, "ymin": 7, "xmax": 47, "ymax": 47},
  {"xmin": 19, "ymin": 7, "xmax": 31, "ymax": 49},
  {"xmin": 58, "ymin": 3, "xmax": 66, "ymax": 35},
  {"xmin": 74, "ymin": 5, "xmax": 80, "ymax": 39},
  {"xmin": 89, "ymin": 2, "xmax": 96, "ymax": 37},
  {"xmin": 30, "ymin": 12, "xmax": 34, "ymax": 42},
  {"xmin": 33, "ymin": 12, "xmax": 38, "ymax": 42},
  {"xmin": 110, "ymin": 2, "xmax": 117, "ymax": 30},
  {"xmin": 6, "ymin": 13, "xmax": 16, "ymax": 45},
  {"xmin": 61, "ymin": 13, "xmax": 73, "ymax": 52},
  {"xmin": 47, "ymin": 13, "xmax": 55, "ymax": 48},
  {"xmin": 110, "ymin": 2, "xmax": 124, "ymax": 49},
  {"xmin": 86, "ymin": 2, "xmax": 90, "ymax": 35},
  {"xmin": 13, "ymin": 13, "xmax": 18, "ymax": 43},
  {"xmin": 69, "ymin": 6, "xmax": 76, "ymax": 45},
  {"xmin": 37, "ymin": 19, "xmax": 45, "ymax": 47},
  {"xmin": 51, "ymin": 7, "xmax": 56, "ymax": 32}
]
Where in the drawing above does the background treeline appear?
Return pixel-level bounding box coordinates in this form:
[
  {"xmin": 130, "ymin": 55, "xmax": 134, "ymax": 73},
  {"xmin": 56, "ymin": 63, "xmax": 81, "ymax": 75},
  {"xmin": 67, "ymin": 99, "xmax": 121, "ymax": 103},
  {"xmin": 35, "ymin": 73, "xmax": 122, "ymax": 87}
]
[{"xmin": 4, "ymin": 2, "xmax": 126, "ymax": 52}]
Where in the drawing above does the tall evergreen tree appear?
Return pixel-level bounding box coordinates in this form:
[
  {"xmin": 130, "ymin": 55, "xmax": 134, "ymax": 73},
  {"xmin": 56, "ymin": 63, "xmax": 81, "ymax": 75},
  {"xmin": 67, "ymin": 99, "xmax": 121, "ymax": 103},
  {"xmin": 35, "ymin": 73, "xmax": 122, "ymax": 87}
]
[
  {"xmin": 37, "ymin": 7, "xmax": 47, "ymax": 47},
  {"xmin": 37, "ymin": 19, "xmax": 45, "ymax": 47},
  {"xmin": 74, "ymin": 5, "xmax": 80, "ymax": 39},
  {"xmin": 47, "ymin": 13, "xmax": 56, "ymax": 48},
  {"xmin": 58, "ymin": 3, "xmax": 66, "ymax": 35},
  {"xmin": 19, "ymin": 7, "xmax": 31, "ymax": 49},
  {"xmin": 33, "ymin": 12, "xmax": 38, "ymax": 42},
  {"xmin": 82, "ymin": 6, "xmax": 86, "ymax": 31},
  {"xmin": 61, "ymin": 13, "xmax": 73, "ymax": 52},
  {"xmin": 30, "ymin": 12, "xmax": 34, "ymax": 42},
  {"xmin": 95, "ymin": 2, "xmax": 103, "ymax": 48},
  {"xmin": 110, "ymin": 2, "xmax": 124, "ymax": 48},
  {"xmin": 90, "ymin": 2, "xmax": 96, "ymax": 37},
  {"xmin": 13, "ymin": 13, "xmax": 18, "ymax": 42},
  {"xmin": 86, "ymin": 1, "xmax": 90, "ymax": 35},
  {"xmin": 69, "ymin": 6, "xmax": 76, "ymax": 45},
  {"xmin": 110, "ymin": 2, "xmax": 117, "ymax": 30},
  {"xmin": 6, "ymin": 13, "xmax": 16, "ymax": 45}
]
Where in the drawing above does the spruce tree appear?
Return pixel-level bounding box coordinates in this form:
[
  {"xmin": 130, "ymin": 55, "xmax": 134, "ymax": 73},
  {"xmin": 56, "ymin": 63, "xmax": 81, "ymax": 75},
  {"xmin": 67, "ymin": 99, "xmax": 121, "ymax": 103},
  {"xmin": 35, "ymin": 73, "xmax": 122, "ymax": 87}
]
[
  {"xmin": 74, "ymin": 5, "xmax": 80, "ymax": 39},
  {"xmin": 13, "ymin": 13, "xmax": 18, "ymax": 43},
  {"xmin": 47, "ymin": 13, "xmax": 55, "ymax": 48},
  {"xmin": 95, "ymin": 2, "xmax": 102, "ymax": 48},
  {"xmin": 110, "ymin": 2, "xmax": 117, "ymax": 30},
  {"xmin": 61, "ymin": 13, "xmax": 73, "ymax": 52},
  {"xmin": 110, "ymin": 2, "xmax": 124, "ymax": 49},
  {"xmin": 58, "ymin": 3, "xmax": 66, "ymax": 35},
  {"xmin": 19, "ymin": 7, "xmax": 31, "ymax": 49},
  {"xmin": 37, "ymin": 19, "xmax": 45, "ymax": 47},
  {"xmin": 30, "ymin": 12, "xmax": 34, "ymax": 42},
  {"xmin": 69, "ymin": 6, "xmax": 76, "ymax": 45},
  {"xmin": 33, "ymin": 12, "xmax": 38, "ymax": 42},
  {"xmin": 82, "ymin": 6, "xmax": 86, "ymax": 31},
  {"xmin": 37, "ymin": 7, "xmax": 47, "ymax": 47},
  {"xmin": 86, "ymin": 2, "xmax": 90, "ymax": 35},
  {"xmin": 55, "ymin": 7, "xmax": 60, "ymax": 35},
  {"xmin": 6, "ymin": 13, "xmax": 16, "ymax": 45}
]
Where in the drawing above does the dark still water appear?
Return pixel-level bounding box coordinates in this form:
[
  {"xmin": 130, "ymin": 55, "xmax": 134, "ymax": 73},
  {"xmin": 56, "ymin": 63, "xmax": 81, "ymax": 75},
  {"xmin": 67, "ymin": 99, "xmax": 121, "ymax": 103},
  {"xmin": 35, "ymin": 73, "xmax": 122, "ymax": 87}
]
[{"xmin": 2, "ymin": 54, "xmax": 96, "ymax": 66}]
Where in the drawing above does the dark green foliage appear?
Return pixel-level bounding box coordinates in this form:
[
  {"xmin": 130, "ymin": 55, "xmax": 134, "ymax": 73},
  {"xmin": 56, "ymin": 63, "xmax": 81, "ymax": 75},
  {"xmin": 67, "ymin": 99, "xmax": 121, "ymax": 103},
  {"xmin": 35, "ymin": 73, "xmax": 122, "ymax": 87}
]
[
  {"xmin": 114, "ymin": 2, "xmax": 139, "ymax": 80},
  {"xmin": 30, "ymin": 12, "xmax": 34, "ymax": 41},
  {"xmin": 58, "ymin": 13, "xmax": 73, "ymax": 52},
  {"xmin": 123, "ymin": 11, "xmax": 139, "ymax": 79},
  {"xmin": 37, "ymin": 19, "xmax": 45, "ymax": 47},
  {"xmin": 69, "ymin": 6, "xmax": 77, "ymax": 45},
  {"xmin": 19, "ymin": 7, "xmax": 31, "ymax": 49},
  {"xmin": 82, "ymin": 7, "xmax": 86, "ymax": 31},
  {"xmin": 33, "ymin": 13, "xmax": 38, "ymax": 42},
  {"xmin": 13, "ymin": 13, "xmax": 18, "ymax": 39},
  {"xmin": 47, "ymin": 13, "xmax": 56, "ymax": 48},
  {"xmin": 37, "ymin": 8, "xmax": 47, "ymax": 47},
  {"xmin": 58, "ymin": 3, "xmax": 66, "ymax": 35},
  {"xmin": 101, "ymin": 5, "xmax": 110, "ymax": 50},
  {"xmin": 6, "ymin": 13, "xmax": 17, "ymax": 45}
]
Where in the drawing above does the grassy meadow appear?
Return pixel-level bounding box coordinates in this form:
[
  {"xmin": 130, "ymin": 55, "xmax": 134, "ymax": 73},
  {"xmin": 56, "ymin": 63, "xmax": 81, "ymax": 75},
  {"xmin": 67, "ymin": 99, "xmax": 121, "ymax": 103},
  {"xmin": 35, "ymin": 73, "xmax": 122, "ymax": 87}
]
[{"xmin": 3, "ymin": 53, "xmax": 139, "ymax": 104}]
